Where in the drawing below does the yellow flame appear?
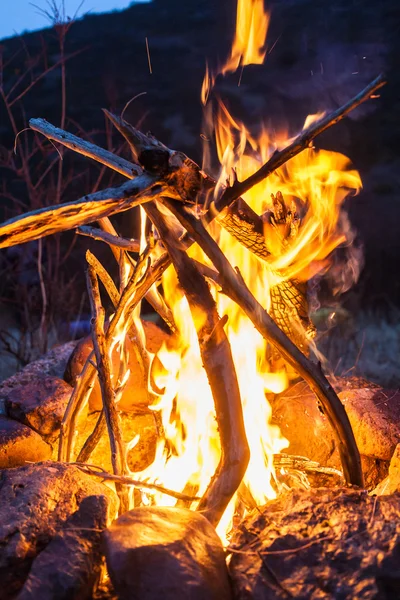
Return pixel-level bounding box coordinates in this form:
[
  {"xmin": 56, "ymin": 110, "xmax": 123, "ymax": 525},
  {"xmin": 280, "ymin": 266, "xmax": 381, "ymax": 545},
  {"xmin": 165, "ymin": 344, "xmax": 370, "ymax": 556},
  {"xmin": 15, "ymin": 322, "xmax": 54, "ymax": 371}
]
[
  {"xmin": 222, "ymin": 0, "xmax": 270, "ymax": 74},
  {"xmin": 100, "ymin": 0, "xmax": 363, "ymax": 543}
]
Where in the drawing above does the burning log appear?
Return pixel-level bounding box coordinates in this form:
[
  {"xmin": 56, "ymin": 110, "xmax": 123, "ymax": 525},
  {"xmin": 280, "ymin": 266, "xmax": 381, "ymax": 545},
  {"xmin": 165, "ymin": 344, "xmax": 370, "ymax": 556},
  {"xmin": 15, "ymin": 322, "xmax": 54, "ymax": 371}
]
[
  {"xmin": 145, "ymin": 203, "xmax": 250, "ymax": 527},
  {"xmin": 160, "ymin": 197, "xmax": 364, "ymax": 487}
]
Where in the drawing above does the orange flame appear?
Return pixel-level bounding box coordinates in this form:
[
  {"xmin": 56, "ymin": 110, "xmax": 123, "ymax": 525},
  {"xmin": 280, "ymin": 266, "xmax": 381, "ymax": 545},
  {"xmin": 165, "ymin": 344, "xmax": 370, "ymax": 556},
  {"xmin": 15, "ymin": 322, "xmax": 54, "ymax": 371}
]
[
  {"xmin": 105, "ymin": 0, "xmax": 362, "ymax": 542},
  {"xmin": 222, "ymin": 0, "xmax": 270, "ymax": 74}
]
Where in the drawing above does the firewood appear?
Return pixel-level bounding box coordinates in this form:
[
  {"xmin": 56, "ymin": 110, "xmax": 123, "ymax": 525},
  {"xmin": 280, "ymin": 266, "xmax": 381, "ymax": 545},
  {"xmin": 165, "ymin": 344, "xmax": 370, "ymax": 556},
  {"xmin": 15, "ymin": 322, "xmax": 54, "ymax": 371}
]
[
  {"xmin": 145, "ymin": 202, "xmax": 250, "ymax": 527},
  {"xmin": 75, "ymin": 463, "xmax": 201, "ymax": 502},
  {"xmin": 96, "ymin": 217, "xmax": 176, "ymax": 332},
  {"xmin": 30, "ymin": 117, "xmax": 142, "ymax": 178},
  {"xmin": 159, "ymin": 197, "xmax": 364, "ymax": 487},
  {"xmin": 86, "ymin": 263, "xmax": 130, "ymax": 513},
  {"xmin": 0, "ymin": 176, "xmax": 160, "ymax": 249},
  {"xmin": 59, "ymin": 250, "xmax": 171, "ymax": 463},
  {"xmin": 78, "ymin": 225, "xmax": 141, "ymax": 252}
]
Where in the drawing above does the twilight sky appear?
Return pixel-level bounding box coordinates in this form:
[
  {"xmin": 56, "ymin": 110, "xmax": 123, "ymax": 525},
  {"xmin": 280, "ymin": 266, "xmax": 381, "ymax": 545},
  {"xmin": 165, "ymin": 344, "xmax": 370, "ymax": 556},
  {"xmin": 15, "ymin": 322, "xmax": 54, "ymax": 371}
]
[{"xmin": 0, "ymin": 0, "xmax": 150, "ymax": 41}]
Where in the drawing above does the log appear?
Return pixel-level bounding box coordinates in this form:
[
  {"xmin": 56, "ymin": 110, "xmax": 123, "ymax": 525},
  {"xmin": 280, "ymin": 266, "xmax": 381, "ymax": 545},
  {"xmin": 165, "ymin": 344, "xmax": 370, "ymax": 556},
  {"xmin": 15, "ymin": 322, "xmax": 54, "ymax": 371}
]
[
  {"xmin": 159, "ymin": 197, "xmax": 364, "ymax": 488},
  {"xmin": 0, "ymin": 176, "xmax": 160, "ymax": 249},
  {"xmin": 30, "ymin": 117, "xmax": 142, "ymax": 178},
  {"xmin": 145, "ymin": 202, "xmax": 250, "ymax": 527}
]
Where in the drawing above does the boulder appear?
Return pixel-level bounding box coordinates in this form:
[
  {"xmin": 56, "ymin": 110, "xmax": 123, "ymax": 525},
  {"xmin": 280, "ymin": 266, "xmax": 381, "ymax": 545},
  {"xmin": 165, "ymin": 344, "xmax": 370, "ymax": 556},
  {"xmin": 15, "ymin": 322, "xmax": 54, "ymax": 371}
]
[
  {"xmin": 103, "ymin": 506, "xmax": 232, "ymax": 600},
  {"xmin": 0, "ymin": 341, "xmax": 77, "ymax": 415},
  {"xmin": 271, "ymin": 379, "xmax": 400, "ymax": 487},
  {"xmin": 0, "ymin": 415, "xmax": 51, "ymax": 467},
  {"xmin": 65, "ymin": 320, "xmax": 171, "ymax": 412},
  {"xmin": 0, "ymin": 461, "xmax": 118, "ymax": 599},
  {"xmin": 229, "ymin": 487, "xmax": 400, "ymax": 599},
  {"xmin": 68, "ymin": 409, "xmax": 159, "ymax": 469},
  {"xmin": 373, "ymin": 443, "xmax": 400, "ymax": 495},
  {"xmin": 16, "ymin": 495, "xmax": 111, "ymax": 600},
  {"xmin": 339, "ymin": 386, "xmax": 400, "ymax": 461},
  {"xmin": 5, "ymin": 376, "xmax": 75, "ymax": 441}
]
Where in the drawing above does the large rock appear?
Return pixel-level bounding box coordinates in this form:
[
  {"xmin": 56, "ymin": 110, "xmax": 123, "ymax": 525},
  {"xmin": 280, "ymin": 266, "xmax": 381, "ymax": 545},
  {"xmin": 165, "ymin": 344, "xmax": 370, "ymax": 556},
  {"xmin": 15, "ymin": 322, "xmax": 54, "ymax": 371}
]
[
  {"xmin": 65, "ymin": 320, "xmax": 171, "ymax": 412},
  {"xmin": 229, "ymin": 487, "xmax": 400, "ymax": 599},
  {"xmin": 339, "ymin": 386, "xmax": 400, "ymax": 461},
  {"xmin": 17, "ymin": 495, "xmax": 111, "ymax": 600},
  {"xmin": 0, "ymin": 461, "xmax": 118, "ymax": 599},
  {"xmin": 103, "ymin": 506, "xmax": 232, "ymax": 600},
  {"xmin": 0, "ymin": 415, "xmax": 51, "ymax": 467},
  {"xmin": 67, "ymin": 409, "xmax": 159, "ymax": 469},
  {"xmin": 373, "ymin": 443, "xmax": 400, "ymax": 495},
  {"xmin": 271, "ymin": 379, "xmax": 400, "ymax": 487},
  {"xmin": 4, "ymin": 376, "xmax": 75, "ymax": 441},
  {"xmin": 0, "ymin": 341, "xmax": 77, "ymax": 414}
]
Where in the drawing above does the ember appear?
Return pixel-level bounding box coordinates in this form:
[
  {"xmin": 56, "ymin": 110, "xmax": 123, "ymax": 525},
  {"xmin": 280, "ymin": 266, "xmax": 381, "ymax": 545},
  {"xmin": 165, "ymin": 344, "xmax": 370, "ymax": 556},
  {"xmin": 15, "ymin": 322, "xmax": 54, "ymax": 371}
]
[{"xmin": 0, "ymin": 0, "xmax": 395, "ymax": 598}]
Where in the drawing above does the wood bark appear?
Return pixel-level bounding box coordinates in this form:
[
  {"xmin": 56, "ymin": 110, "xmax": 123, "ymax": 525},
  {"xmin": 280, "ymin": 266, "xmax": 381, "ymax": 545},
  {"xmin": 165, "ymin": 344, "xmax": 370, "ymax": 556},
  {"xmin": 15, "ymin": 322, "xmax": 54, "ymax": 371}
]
[
  {"xmin": 0, "ymin": 176, "xmax": 160, "ymax": 249},
  {"xmin": 145, "ymin": 202, "xmax": 250, "ymax": 527}
]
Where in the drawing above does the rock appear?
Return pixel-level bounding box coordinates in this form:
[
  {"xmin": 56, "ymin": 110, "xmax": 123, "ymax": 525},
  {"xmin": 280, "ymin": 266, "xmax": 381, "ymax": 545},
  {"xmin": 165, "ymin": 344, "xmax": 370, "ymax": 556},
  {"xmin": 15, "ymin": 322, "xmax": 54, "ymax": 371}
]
[
  {"xmin": 0, "ymin": 415, "xmax": 51, "ymax": 467},
  {"xmin": 103, "ymin": 506, "xmax": 232, "ymax": 600},
  {"xmin": 0, "ymin": 341, "xmax": 77, "ymax": 414},
  {"xmin": 65, "ymin": 320, "xmax": 171, "ymax": 412},
  {"xmin": 16, "ymin": 495, "xmax": 111, "ymax": 600},
  {"xmin": 339, "ymin": 387, "xmax": 400, "ymax": 460},
  {"xmin": 373, "ymin": 443, "xmax": 400, "ymax": 495},
  {"xmin": 4, "ymin": 376, "xmax": 75, "ymax": 441},
  {"xmin": 0, "ymin": 461, "xmax": 118, "ymax": 599},
  {"xmin": 271, "ymin": 379, "xmax": 400, "ymax": 488},
  {"xmin": 272, "ymin": 380, "xmax": 336, "ymax": 467},
  {"xmin": 229, "ymin": 487, "xmax": 400, "ymax": 599},
  {"xmin": 67, "ymin": 409, "xmax": 159, "ymax": 469}
]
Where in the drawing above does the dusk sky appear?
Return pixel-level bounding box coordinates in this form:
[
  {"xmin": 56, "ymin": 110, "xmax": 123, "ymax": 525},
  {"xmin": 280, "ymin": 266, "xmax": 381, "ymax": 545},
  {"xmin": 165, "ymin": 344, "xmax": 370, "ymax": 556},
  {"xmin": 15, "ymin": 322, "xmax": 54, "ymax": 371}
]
[{"xmin": 0, "ymin": 1, "xmax": 150, "ymax": 41}]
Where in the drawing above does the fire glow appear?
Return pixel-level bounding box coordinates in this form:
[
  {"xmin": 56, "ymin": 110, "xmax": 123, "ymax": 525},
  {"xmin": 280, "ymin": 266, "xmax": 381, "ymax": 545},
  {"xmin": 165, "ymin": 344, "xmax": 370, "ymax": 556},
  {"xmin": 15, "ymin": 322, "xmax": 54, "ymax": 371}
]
[
  {"xmin": 0, "ymin": 0, "xmax": 382, "ymax": 545},
  {"xmin": 119, "ymin": 0, "xmax": 362, "ymax": 538}
]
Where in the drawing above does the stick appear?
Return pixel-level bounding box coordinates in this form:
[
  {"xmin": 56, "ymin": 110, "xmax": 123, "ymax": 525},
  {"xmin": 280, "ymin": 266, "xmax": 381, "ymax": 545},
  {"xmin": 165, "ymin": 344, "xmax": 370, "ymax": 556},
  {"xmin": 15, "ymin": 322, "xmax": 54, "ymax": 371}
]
[
  {"xmin": 96, "ymin": 217, "xmax": 176, "ymax": 332},
  {"xmin": 75, "ymin": 463, "xmax": 201, "ymax": 502},
  {"xmin": 145, "ymin": 203, "xmax": 250, "ymax": 527},
  {"xmin": 160, "ymin": 198, "xmax": 364, "ymax": 487},
  {"xmin": 58, "ymin": 349, "xmax": 97, "ymax": 462},
  {"xmin": 214, "ymin": 73, "xmax": 386, "ymax": 212},
  {"xmin": 86, "ymin": 263, "xmax": 129, "ymax": 512},
  {"xmin": 76, "ymin": 410, "xmax": 106, "ymax": 463},
  {"xmin": 78, "ymin": 225, "xmax": 141, "ymax": 252},
  {"xmin": 86, "ymin": 249, "xmax": 120, "ymax": 307},
  {"xmin": 59, "ymin": 250, "xmax": 171, "ymax": 463},
  {"xmin": 0, "ymin": 175, "xmax": 160, "ymax": 248},
  {"xmin": 30, "ymin": 117, "xmax": 142, "ymax": 178}
]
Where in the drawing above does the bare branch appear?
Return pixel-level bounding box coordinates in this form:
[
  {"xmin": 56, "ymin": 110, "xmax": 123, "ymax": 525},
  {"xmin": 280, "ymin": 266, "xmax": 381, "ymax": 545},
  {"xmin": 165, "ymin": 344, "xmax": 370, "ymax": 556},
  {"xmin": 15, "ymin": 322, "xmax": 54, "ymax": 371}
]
[
  {"xmin": 214, "ymin": 73, "xmax": 386, "ymax": 211},
  {"xmin": 0, "ymin": 175, "xmax": 160, "ymax": 248},
  {"xmin": 160, "ymin": 197, "xmax": 364, "ymax": 488},
  {"xmin": 29, "ymin": 117, "xmax": 142, "ymax": 178}
]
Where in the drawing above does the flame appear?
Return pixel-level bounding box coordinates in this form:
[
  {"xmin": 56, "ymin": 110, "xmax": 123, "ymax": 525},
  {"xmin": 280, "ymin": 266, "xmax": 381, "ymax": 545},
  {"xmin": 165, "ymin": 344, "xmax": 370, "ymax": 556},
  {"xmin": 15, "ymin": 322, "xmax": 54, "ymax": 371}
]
[
  {"xmin": 222, "ymin": 0, "xmax": 270, "ymax": 74},
  {"xmin": 101, "ymin": 0, "xmax": 362, "ymax": 542}
]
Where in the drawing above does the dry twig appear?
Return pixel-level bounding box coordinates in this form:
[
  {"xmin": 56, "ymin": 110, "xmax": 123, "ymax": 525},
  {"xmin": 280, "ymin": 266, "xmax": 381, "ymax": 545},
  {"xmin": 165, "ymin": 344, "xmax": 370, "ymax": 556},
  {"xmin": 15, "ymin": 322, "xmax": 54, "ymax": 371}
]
[
  {"xmin": 75, "ymin": 463, "xmax": 201, "ymax": 502},
  {"xmin": 86, "ymin": 263, "xmax": 129, "ymax": 512}
]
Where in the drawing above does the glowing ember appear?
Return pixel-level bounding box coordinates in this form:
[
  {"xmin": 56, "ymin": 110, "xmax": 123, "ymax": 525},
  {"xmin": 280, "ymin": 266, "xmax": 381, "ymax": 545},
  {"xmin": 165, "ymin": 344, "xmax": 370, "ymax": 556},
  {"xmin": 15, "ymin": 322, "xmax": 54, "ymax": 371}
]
[{"xmin": 111, "ymin": 0, "xmax": 362, "ymax": 540}]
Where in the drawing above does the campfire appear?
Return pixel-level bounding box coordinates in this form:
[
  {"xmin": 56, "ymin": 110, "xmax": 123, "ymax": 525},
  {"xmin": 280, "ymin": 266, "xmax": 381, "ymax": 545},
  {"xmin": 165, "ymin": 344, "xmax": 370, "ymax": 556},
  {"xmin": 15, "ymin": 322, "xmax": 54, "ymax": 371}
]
[{"xmin": 1, "ymin": 1, "xmax": 397, "ymax": 598}]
